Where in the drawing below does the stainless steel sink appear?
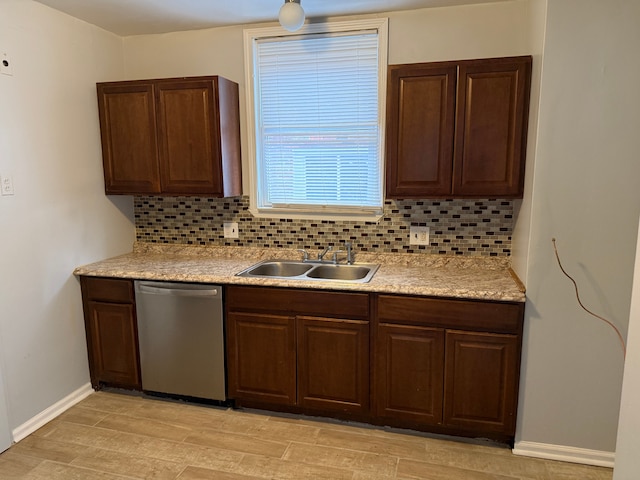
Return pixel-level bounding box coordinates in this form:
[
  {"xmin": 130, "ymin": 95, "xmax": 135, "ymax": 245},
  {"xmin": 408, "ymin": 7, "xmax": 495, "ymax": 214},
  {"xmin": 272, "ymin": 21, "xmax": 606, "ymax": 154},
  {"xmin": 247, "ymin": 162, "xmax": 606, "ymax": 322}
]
[
  {"xmin": 244, "ymin": 261, "xmax": 313, "ymax": 277},
  {"xmin": 236, "ymin": 260, "xmax": 379, "ymax": 283},
  {"xmin": 305, "ymin": 265, "xmax": 373, "ymax": 281}
]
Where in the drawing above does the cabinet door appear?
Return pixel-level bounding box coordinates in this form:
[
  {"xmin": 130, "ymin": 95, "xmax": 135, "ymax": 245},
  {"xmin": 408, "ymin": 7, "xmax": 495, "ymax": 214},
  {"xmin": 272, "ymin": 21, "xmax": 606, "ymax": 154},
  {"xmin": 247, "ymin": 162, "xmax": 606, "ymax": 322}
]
[
  {"xmin": 86, "ymin": 301, "xmax": 141, "ymax": 389},
  {"xmin": 386, "ymin": 64, "xmax": 457, "ymax": 198},
  {"xmin": 297, "ymin": 316, "xmax": 369, "ymax": 414},
  {"xmin": 226, "ymin": 312, "xmax": 296, "ymax": 406},
  {"xmin": 155, "ymin": 79, "xmax": 223, "ymax": 195},
  {"xmin": 97, "ymin": 82, "xmax": 161, "ymax": 194},
  {"xmin": 375, "ymin": 323, "xmax": 444, "ymax": 425},
  {"xmin": 453, "ymin": 57, "xmax": 531, "ymax": 197},
  {"xmin": 444, "ymin": 330, "xmax": 519, "ymax": 434}
]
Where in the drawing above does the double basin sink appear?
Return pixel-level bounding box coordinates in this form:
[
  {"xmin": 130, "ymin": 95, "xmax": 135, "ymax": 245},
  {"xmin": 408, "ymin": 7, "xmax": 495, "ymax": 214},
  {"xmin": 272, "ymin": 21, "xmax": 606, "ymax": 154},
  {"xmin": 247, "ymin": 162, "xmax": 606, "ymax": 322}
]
[{"xmin": 236, "ymin": 260, "xmax": 379, "ymax": 283}]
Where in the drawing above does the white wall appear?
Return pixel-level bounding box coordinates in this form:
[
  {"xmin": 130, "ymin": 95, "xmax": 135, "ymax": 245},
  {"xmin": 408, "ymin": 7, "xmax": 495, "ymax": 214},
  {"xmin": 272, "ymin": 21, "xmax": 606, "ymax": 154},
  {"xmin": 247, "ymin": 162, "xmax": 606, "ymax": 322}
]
[
  {"xmin": 515, "ymin": 0, "xmax": 640, "ymax": 461},
  {"xmin": 0, "ymin": 0, "xmax": 134, "ymax": 433},
  {"xmin": 510, "ymin": 0, "xmax": 546, "ymax": 281},
  {"xmin": 614, "ymin": 219, "xmax": 640, "ymax": 478},
  {"xmin": 122, "ymin": 1, "xmax": 533, "ymax": 195}
]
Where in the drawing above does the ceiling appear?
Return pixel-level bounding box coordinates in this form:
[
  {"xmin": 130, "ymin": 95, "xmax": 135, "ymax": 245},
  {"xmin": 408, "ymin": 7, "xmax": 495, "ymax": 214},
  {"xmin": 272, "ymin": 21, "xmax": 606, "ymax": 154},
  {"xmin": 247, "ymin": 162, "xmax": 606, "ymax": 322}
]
[{"xmin": 33, "ymin": 0, "xmax": 512, "ymax": 36}]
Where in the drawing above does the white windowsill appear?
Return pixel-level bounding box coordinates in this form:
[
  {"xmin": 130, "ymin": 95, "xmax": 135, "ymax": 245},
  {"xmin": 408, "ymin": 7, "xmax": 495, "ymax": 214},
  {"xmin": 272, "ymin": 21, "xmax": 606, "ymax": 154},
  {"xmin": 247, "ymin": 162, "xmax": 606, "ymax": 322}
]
[{"xmin": 249, "ymin": 206, "xmax": 383, "ymax": 223}]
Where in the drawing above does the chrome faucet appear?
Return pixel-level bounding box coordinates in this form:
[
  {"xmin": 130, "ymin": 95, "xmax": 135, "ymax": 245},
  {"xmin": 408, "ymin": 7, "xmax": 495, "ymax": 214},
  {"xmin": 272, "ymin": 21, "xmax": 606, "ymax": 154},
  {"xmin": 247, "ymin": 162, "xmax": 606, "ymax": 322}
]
[
  {"xmin": 333, "ymin": 242, "xmax": 354, "ymax": 264},
  {"xmin": 318, "ymin": 246, "xmax": 333, "ymax": 261}
]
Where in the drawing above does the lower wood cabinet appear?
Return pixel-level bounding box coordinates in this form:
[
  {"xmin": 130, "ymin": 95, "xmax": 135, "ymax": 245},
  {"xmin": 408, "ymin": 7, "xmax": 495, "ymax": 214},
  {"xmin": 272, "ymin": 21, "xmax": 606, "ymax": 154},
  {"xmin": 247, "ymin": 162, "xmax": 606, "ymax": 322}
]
[
  {"xmin": 375, "ymin": 323, "xmax": 444, "ymax": 425},
  {"xmin": 226, "ymin": 286, "xmax": 370, "ymax": 416},
  {"xmin": 80, "ymin": 276, "xmax": 141, "ymax": 390},
  {"xmin": 374, "ymin": 294, "xmax": 524, "ymax": 440},
  {"xmin": 297, "ymin": 316, "xmax": 369, "ymax": 413},
  {"xmin": 226, "ymin": 311, "xmax": 296, "ymax": 406},
  {"xmin": 444, "ymin": 330, "xmax": 519, "ymax": 434},
  {"xmin": 227, "ymin": 286, "xmax": 523, "ymax": 442}
]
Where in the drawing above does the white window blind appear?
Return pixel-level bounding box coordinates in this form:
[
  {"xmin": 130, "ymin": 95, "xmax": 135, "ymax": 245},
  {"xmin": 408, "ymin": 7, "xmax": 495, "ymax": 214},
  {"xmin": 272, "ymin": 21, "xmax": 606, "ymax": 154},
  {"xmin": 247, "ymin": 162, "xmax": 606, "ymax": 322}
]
[{"xmin": 253, "ymin": 29, "xmax": 383, "ymax": 213}]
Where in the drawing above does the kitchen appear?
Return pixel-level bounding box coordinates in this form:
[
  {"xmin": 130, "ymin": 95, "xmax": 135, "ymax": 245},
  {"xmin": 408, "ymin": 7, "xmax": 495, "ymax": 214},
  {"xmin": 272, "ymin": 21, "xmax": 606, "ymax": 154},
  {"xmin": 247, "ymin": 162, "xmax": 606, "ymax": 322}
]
[{"xmin": 0, "ymin": 0, "xmax": 639, "ymax": 478}]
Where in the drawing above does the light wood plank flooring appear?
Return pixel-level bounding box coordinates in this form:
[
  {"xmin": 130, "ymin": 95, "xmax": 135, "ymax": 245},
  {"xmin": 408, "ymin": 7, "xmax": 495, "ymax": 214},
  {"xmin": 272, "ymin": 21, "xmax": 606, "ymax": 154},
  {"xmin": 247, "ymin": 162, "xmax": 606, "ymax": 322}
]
[{"xmin": 0, "ymin": 391, "xmax": 613, "ymax": 479}]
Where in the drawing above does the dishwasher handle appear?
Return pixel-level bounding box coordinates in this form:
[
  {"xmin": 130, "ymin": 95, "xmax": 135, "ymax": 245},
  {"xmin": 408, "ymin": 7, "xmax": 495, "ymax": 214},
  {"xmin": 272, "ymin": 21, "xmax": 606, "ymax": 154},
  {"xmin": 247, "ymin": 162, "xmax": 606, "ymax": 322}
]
[{"xmin": 136, "ymin": 283, "xmax": 219, "ymax": 297}]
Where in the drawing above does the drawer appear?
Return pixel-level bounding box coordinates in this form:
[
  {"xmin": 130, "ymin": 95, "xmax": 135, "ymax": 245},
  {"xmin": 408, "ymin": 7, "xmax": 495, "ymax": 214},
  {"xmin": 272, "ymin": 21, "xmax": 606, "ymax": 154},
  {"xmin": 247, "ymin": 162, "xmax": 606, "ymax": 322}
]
[
  {"xmin": 226, "ymin": 286, "xmax": 369, "ymax": 320},
  {"xmin": 81, "ymin": 276, "xmax": 134, "ymax": 303},
  {"xmin": 377, "ymin": 294, "xmax": 523, "ymax": 334}
]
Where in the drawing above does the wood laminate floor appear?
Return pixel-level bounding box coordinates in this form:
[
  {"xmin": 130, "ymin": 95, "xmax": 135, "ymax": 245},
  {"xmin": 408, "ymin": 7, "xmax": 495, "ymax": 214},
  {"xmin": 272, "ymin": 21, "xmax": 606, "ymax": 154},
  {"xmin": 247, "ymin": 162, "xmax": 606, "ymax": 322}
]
[{"xmin": 0, "ymin": 391, "xmax": 613, "ymax": 479}]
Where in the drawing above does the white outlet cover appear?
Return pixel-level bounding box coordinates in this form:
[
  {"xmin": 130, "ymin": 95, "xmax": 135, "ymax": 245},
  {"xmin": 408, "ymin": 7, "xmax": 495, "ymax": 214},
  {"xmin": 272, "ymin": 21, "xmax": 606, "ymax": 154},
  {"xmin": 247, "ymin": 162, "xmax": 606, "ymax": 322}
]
[
  {"xmin": 409, "ymin": 226, "xmax": 430, "ymax": 246},
  {"xmin": 1, "ymin": 175, "xmax": 14, "ymax": 196},
  {"xmin": 223, "ymin": 222, "xmax": 239, "ymax": 239}
]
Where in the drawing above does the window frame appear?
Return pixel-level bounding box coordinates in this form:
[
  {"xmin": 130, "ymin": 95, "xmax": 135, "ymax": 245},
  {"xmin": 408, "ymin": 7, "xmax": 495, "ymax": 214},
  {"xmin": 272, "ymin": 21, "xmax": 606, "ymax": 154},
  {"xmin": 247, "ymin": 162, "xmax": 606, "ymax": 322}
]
[{"xmin": 243, "ymin": 18, "xmax": 389, "ymax": 221}]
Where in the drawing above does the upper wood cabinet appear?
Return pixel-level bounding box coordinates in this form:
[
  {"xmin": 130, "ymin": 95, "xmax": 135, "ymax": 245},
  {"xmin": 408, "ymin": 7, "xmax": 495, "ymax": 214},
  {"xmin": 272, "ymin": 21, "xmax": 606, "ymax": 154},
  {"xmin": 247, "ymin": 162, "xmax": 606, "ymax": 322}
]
[
  {"xmin": 386, "ymin": 56, "xmax": 532, "ymax": 199},
  {"xmin": 97, "ymin": 76, "xmax": 242, "ymax": 196}
]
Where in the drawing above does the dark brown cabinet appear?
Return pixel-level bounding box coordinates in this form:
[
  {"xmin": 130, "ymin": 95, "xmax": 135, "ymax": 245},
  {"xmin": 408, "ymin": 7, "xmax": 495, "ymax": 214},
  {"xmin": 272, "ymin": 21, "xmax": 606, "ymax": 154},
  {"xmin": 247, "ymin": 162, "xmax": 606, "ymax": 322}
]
[
  {"xmin": 97, "ymin": 76, "xmax": 241, "ymax": 196},
  {"xmin": 444, "ymin": 330, "xmax": 519, "ymax": 434},
  {"xmin": 297, "ymin": 316, "xmax": 369, "ymax": 413},
  {"xmin": 80, "ymin": 276, "xmax": 141, "ymax": 390},
  {"xmin": 374, "ymin": 294, "xmax": 523, "ymax": 440},
  {"xmin": 226, "ymin": 311, "xmax": 297, "ymax": 406},
  {"xmin": 375, "ymin": 323, "xmax": 444, "ymax": 425},
  {"xmin": 226, "ymin": 286, "xmax": 370, "ymax": 415},
  {"xmin": 386, "ymin": 56, "xmax": 531, "ymax": 199}
]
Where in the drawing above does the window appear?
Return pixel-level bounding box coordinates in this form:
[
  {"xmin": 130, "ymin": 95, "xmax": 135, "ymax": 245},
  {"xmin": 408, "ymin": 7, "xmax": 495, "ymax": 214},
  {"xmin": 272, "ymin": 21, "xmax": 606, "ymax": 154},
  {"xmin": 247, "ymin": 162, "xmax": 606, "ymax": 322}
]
[{"xmin": 244, "ymin": 19, "xmax": 388, "ymax": 220}]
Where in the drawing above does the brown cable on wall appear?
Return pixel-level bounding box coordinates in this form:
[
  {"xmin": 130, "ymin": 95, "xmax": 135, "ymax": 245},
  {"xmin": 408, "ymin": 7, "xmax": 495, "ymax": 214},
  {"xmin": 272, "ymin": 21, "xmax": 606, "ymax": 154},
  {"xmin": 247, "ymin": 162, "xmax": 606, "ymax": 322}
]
[{"xmin": 552, "ymin": 238, "xmax": 627, "ymax": 359}]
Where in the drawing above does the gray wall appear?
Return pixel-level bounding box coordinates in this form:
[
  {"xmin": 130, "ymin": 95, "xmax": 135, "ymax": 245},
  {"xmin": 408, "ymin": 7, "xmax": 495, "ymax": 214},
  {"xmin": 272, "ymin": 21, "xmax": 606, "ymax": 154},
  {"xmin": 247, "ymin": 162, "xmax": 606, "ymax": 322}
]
[
  {"xmin": 516, "ymin": 0, "xmax": 640, "ymax": 454},
  {"xmin": 0, "ymin": 0, "xmax": 134, "ymax": 431}
]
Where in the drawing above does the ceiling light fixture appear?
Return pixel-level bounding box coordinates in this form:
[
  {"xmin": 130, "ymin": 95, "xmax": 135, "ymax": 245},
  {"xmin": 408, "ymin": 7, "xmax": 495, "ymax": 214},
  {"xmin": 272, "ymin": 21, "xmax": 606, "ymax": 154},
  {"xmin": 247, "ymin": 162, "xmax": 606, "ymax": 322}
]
[{"xmin": 279, "ymin": 0, "xmax": 305, "ymax": 32}]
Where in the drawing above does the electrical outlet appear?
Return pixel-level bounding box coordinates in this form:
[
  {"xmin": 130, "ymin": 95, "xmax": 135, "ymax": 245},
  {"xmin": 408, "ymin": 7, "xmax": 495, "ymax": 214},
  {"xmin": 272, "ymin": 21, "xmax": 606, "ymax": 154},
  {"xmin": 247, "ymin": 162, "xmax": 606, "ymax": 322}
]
[
  {"xmin": 223, "ymin": 222, "xmax": 239, "ymax": 239},
  {"xmin": 1, "ymin": 175, "xmax": 14, "ymax": 196},
  {"xmin": 0, "ymin": 53, "xmax": 13, "ymax": 76},
  {"xmin": 409, "ymin": 226, "xmax": 430, "ymax": 245}
]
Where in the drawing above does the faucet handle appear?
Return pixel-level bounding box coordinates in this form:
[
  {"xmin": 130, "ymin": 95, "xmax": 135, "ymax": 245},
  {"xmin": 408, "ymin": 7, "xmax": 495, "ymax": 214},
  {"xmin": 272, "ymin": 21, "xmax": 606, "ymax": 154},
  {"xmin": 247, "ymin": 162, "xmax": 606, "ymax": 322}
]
[
  {"xmin": 331, "ymin": 250, "xmax": 345, "ymax": 264},
  {"xmin": 318, "ymin": 245, "xmax": 333, "ymax": 261},
  {"xmin": 344, "ymin": 241, "xmax": 353, "ymax": 264},
  {"xmin": 296, "ymin": 248, "xmax": 309, "ymax": 261}
]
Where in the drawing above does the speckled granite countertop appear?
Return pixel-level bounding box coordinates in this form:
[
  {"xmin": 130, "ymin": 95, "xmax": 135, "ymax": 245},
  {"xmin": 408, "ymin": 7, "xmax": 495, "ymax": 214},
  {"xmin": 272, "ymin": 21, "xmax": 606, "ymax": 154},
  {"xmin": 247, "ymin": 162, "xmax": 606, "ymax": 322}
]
[{"xmin": 73, "ymin": 243, "xmax": 526, "ymax": 302}]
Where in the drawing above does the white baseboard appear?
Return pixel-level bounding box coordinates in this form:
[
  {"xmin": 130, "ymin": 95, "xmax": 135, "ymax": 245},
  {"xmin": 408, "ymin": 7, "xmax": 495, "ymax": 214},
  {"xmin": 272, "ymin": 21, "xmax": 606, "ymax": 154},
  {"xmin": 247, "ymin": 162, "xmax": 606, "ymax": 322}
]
[
  {"xmin": 513, "ymin": 440, "xmax": 615, "ymax": 468},
  {"xmin": 12, "ymin": 383, "xmax": 94, "ymax": 443}
]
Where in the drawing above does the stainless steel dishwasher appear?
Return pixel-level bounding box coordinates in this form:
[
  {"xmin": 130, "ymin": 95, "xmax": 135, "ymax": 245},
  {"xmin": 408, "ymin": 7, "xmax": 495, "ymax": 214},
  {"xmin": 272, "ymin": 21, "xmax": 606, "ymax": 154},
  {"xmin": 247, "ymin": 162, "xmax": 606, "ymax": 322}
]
[{"xmin": 134, "ymin": 281, "xmax": 226, "ymax": 401}]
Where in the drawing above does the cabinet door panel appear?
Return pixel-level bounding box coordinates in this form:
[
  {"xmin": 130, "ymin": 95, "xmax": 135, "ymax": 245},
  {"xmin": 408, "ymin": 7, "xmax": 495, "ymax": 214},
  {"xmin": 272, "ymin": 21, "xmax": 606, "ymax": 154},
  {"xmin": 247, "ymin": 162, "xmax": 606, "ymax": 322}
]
[
  {"xmin": 297, "ymin": 316, "xmax": 369, "ymax": 414},
  {"xmin": 375, "ymin": 324, "xmax": 444, "ymax": 424},
  {"xmin": 453, "ymin": 58, "xmax": 531, "ymax": 197},
  {"xmin": 87, "ymin": 301, "xmax": 140, "ymax": 388},
  {"xmin": 227, "ymin": 312, "xmax": 296, "ymax": 406},
  {"xmin": 444, "ymin": 330, "xmax": 519, "ymax": 434},
  {"xmin": 97, "ymin": 83, "xmax": 160, "ymax": 194},
  {"xmin": 386, "ymin": 64, "xmax": 456, "ymax": 197},
  {"xmin": 156, "ymin": 80, "xmax": 223, "ymax": 195}
]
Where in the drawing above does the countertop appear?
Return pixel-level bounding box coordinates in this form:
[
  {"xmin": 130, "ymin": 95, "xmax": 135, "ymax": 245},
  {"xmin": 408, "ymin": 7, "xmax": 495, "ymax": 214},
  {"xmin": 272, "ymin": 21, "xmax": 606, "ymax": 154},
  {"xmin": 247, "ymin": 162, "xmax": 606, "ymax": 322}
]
[{"xmin": 73, "ymin": 243, "xmax": 526, "ymax": 303}]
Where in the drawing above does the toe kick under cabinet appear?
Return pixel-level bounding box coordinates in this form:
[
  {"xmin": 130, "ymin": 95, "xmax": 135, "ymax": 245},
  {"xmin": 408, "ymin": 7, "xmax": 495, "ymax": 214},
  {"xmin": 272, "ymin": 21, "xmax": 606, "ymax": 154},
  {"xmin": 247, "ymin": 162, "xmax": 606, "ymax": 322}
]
[{"xmin": 226, "ymin": 285, "xmax": 524, "ymax": 442}]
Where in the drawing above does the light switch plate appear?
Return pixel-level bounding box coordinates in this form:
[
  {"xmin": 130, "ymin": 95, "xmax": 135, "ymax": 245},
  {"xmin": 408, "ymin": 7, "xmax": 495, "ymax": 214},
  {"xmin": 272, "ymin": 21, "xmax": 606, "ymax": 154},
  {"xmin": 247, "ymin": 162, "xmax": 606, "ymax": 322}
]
[
  {"xmin": 409, "ymin": 226, "xmax": 430, "ymax": 245},
  {"xmin": 223, "ymin": 222, "xmax": 239, "ymax": 239}
]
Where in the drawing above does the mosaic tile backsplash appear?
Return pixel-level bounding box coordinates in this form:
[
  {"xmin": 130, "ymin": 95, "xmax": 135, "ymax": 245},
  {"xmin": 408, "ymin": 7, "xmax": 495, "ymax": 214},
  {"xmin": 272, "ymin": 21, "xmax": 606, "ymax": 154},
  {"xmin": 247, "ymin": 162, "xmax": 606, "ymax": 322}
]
[{"xmin": 134, "ymin": 196, "xmax": 513, "ymax": 256}]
